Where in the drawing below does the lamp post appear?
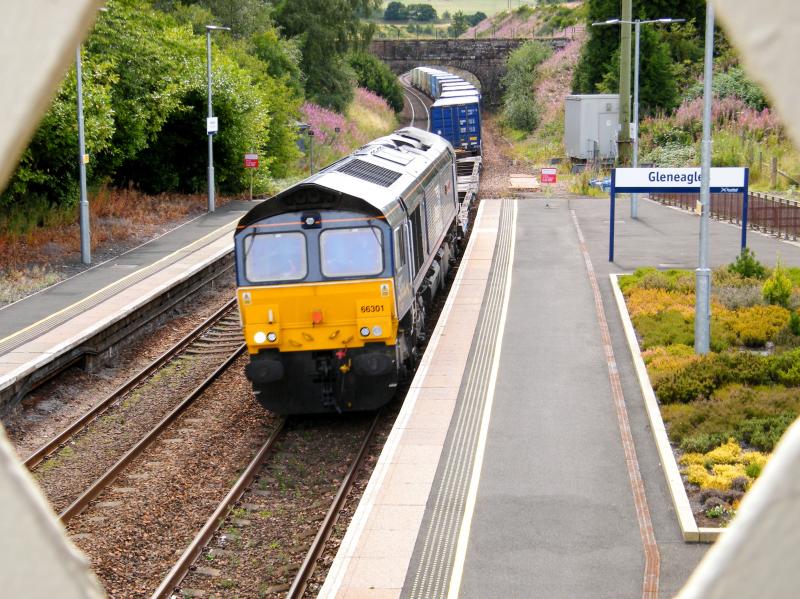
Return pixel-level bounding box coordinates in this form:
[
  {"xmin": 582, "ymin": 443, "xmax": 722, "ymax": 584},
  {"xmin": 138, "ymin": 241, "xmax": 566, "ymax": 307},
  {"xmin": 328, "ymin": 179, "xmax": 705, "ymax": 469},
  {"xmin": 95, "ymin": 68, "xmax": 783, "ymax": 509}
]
[
  {"xmin": 76, "ymin": 46, "xmax": 90, "ymax": 264},
  {"xmin": 205, "ymin": 25, "xmax": 231, "ymax": 213},
  {"xmin": 592, "ymin": 16, "xmax": 684, "ymax": 218},
  {"xmin": 695, "ymin": 2, "xmax": 715, "ymax": 355}
]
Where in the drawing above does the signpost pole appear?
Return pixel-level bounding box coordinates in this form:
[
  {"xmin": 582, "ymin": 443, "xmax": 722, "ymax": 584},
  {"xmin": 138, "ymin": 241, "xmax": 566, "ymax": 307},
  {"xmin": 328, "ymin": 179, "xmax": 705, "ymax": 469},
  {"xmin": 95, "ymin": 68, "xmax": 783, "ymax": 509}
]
[{"xmin": 609, "ymin": 169, "xmax": 617, "ymax": 262}]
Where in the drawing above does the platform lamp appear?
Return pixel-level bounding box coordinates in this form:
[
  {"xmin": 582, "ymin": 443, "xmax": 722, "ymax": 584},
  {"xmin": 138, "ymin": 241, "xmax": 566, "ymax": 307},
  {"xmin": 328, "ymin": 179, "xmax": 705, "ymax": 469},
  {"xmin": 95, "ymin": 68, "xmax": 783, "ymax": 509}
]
[
  {"xmin": 205, "ymin": 24, "xmax": 232, "ymax": 213},
  {"xmin": 75, "ymin": 6, "xmax": 108, "ymax": 265},
  {"xmin": 592, "ymin": 16, "xmax": 684, "ymax": 219}
]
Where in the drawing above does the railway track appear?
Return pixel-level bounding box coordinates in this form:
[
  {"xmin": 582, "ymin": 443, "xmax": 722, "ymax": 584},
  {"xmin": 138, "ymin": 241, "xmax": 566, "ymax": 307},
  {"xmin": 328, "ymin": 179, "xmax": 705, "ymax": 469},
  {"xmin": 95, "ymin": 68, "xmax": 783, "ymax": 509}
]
[
  {"xmin": 400, "ymin": 72, "xmax": 431, "ymax": 130},
  {"xmin": 26, "ymin": 299, "xmax": 245, "ymax": 515},
  {"xmin": 153, "ymin": 412, "xmax": 382, "ymax": 599}
]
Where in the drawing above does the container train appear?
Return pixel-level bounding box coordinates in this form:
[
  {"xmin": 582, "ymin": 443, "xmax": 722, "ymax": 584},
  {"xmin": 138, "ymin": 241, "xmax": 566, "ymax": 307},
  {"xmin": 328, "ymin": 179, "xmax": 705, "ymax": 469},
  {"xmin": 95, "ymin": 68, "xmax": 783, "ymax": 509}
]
[
  {"xmin": 410, "ymin": 66, "xmax": 482, "ymax": 155},
  {"xmin": 234, "ymin": 127, "xmax": 463, "ymax": 415}
]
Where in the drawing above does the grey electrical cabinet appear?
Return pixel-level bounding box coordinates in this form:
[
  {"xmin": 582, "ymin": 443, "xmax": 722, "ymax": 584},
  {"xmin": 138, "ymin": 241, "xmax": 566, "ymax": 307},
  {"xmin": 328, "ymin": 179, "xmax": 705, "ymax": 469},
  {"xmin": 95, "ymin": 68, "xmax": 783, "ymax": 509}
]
[{"xmin": 564, "ymin": 94, "xmax": 620, "ymax": 160}]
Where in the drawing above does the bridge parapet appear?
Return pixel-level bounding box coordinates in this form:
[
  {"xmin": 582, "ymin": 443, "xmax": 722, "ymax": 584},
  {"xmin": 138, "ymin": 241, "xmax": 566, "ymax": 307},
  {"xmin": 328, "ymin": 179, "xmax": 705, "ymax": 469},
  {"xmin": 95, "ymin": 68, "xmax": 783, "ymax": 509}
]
[{"xmin": 369, "ymin": 37, "xmax": 570, "ymax": 106}]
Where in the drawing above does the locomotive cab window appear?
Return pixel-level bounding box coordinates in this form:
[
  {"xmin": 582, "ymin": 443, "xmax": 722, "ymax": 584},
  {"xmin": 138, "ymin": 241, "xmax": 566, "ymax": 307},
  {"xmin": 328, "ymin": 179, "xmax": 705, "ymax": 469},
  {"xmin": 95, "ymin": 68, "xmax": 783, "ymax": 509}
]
[
  {"xmin": 243, "ymin": 232, "xmax": 307, "ymax": 283},
  {"xmin": 320, "ymin": 227, "xmax": 383, "ymax": 278}
]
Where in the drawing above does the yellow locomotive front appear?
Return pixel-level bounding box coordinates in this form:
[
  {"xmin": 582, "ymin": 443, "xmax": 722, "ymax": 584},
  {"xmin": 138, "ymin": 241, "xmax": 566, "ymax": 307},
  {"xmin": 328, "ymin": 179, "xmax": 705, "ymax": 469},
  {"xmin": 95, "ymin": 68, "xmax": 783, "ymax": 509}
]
[{"xmin": 234, "ymin": 203, "xmax": 403, "ymax": 414}]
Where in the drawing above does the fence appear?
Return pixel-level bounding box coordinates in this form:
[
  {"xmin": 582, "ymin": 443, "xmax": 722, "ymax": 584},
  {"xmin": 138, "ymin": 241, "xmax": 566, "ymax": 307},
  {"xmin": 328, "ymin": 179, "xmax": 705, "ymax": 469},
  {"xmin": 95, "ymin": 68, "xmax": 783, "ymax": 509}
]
[{"xmin": 650, "ymin": 191, "xmax": 800, "ymax": 241}]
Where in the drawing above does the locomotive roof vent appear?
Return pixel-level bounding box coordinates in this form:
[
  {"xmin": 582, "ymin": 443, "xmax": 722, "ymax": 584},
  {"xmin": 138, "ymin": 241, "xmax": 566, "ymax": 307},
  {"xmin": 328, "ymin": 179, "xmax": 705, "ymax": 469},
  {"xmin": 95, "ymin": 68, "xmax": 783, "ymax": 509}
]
[{"xmin": 336, "ymin": 158, "xmax": 402, "ymax": 187}]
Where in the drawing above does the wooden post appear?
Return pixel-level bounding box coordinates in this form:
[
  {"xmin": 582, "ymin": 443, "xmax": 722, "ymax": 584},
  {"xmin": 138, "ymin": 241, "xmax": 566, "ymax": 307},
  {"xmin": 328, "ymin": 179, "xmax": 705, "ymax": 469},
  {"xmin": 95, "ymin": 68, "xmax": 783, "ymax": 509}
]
[
  {"xmin": 759, "ymin": 150, "xmax": 763, "ymax": 174},
  {"xmin": 771, "ymin": 157, "xmax": 778, "ymax": 188}
]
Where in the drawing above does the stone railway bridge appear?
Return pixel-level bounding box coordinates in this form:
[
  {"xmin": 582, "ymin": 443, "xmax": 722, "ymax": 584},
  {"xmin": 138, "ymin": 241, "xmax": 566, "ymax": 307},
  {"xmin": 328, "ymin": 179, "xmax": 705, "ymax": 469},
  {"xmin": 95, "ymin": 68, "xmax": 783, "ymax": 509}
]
[{"xmin": 369, "ymin": 37, "xmax": 571, "ymax": 106}]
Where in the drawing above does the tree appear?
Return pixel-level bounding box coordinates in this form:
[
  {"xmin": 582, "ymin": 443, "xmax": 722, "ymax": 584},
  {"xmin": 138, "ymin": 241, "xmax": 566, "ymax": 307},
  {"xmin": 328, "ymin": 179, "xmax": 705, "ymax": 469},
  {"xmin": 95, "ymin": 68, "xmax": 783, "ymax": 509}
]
[
  {"xmin": 384, "ymin": 1, "xmax": 408, "ymax": 21},
  {"xmin": 449, "ymin": 11, "xmax": 469, "ymax": 37},
  {"xmin": 467, "ymin": 12, "xmax": 487, "ymax": 27},
  {"xmin": 272, "ymin": 0, "xmax": 381, "ymax": 112},
  {"xmin": 573, "ymin": 0, "xmax": 706, "ymax": 107},
  {"xmin": 597, "ymin": 26, "xmax": 680, "ymax": 114},
  {"xmin": 407, "ymin": 4, "xmax": 437, "ymax": 22}
]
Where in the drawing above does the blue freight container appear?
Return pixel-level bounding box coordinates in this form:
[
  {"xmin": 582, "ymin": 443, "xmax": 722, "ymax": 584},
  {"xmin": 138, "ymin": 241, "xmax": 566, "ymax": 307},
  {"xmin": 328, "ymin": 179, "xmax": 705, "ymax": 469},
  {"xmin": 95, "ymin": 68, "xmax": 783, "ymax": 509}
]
[{"xmin": 430, "ymin": 95, "xmax": 481, "ymax": 154}]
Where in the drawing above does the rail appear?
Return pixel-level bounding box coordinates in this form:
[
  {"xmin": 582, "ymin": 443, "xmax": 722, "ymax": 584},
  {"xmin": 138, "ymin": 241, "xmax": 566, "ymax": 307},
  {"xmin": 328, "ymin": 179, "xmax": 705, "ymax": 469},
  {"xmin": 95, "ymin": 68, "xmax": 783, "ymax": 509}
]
[
  {"xmin": 24, "ymin": 298, "xmax": 238, "ymax": 469},
  {"xmin": 650, "ymin": 190, "xmax": 800, "ymax": 241}
]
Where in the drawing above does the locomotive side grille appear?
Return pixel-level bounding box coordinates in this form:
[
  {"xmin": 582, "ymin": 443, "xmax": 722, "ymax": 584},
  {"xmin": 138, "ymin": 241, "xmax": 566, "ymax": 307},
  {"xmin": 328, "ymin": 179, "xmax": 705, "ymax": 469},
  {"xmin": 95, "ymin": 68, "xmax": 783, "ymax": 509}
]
[{"xmin": 336, "ymin": 159, "xmax": 402, "ymax": 187}]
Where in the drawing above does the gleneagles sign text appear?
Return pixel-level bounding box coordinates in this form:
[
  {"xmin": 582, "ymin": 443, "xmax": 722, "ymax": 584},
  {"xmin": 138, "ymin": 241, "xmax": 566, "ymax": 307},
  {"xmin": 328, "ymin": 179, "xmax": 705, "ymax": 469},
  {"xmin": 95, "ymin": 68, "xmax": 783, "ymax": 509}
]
[{"xmin": 614, "ymin": 167, "xmax": 747, "ymax": 193}]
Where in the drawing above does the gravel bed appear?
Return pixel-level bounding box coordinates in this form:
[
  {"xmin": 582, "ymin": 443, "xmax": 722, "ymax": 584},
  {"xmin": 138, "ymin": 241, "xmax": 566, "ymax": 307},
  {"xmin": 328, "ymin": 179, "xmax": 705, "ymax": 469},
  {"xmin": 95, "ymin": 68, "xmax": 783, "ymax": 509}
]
[
  {"xmin": 67, "ymin": 355, "xmax": 276, "ymax": 598},
  {"xmin": 176, "ymin": 412, "xmax": 379, "ymax": 598},
  {"xmin": 477, "ymin": 117, "xmax": 517, "ymax": 200},
  {"xmin": 4, "ymin": 272, "xmax": 237, "ymax": 458}
]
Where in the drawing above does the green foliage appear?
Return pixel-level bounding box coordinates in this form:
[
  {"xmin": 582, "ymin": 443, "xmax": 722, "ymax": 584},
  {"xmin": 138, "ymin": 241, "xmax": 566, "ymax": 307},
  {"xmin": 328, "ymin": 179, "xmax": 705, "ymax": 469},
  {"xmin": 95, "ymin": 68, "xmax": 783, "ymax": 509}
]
[
  {"xmin": 687, "ymin": 67, "xmax": 768, "ymax": 111},
  {"xmin": 640, "ymin": 141, "xmax": 697, "ymax": 167},
  {"xmin": 1, "ymin": 50, "xmax": 116, "ymax": 215},
  {"xmin": 790, "ymin": 311, "xmax": 800, "ymax": 336},
  {"xmin": 384, "ymin": 1, "xmax": 407, "ymax": 21},
  {"xmin": 596, "ymin": 26, "xmax": 679, "ymax": 114},
  {"xmin": 501, "ymin": 41, "xmax": 551, "ymax": 132},
  {"xmin": 745, "ymin": 460, "xmax": 763, "ymax": 479},
  {"xmin": 573, "ymin": 0, "xmax": 705, "ymax": 109},
  {"xmin": 729, "ymin": 247, "xmax": 767, "ymax": 279},
  {"xmin": 763, "ymin": 259, "xmax": 793, "ymax": 308},
  {"xmin": 348, "ymin": 52, "xmax": 404, "ymax": 113},
  {"xmin": 273, "ymin": 0, "xmax": 380, "ymax": 112},
  {"xmin": 407, "ymin": 4, "xmax": 437, "ymax": 22},
  {"xmin": 2, "ymin": 0, "xmax": 302, "ymax": 217},
  {"xmin": 448, "ymin": 11, "xmax": 469, "ymax": 38},
  {"xmin": 663, "ymin": 383, "xmax": 800, "ymax": 452},
  {"xmin": 618, "ymin": 267, "xmax": 694, "ymax": 294},
  {"xmin": 633, "ymin": 310, "xmax": 694, "ymax": 350},
  {"xmin": 468, "ymin": 12, "xmax": 487, "ymax": 27}
]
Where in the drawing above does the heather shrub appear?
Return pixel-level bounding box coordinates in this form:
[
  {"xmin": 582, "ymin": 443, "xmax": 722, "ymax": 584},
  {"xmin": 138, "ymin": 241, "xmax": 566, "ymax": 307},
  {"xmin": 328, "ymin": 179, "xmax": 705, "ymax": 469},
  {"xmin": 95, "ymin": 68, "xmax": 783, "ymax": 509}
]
[
  {"xmin": 679, "ymin": 438, "xmax": 767, "ymax": 491},
  {"xmin": 729, "ymin": 247, "xmax": 767, "ymax": 279},
  {"xmin": 642, "ymin": 344, "xmax": 698, "ymax": 387},
  {"xmin": 619, "ymin": 267, "xmax": 694, "ymax": 294},
  {"xmin": 632, "ymin": 310, "xmax": 694, "ymax": 350},
  {"xmin": 626, "ymin": 288, "xmax": 695, "ymax": 319},
  {"xmin": 663, "ymin": 383, "xmax": 800, "ymax": 451},
  {"xmin": 736, "ymin": 413, "xmax": 796, "ymax": 451},
  {"xmin": 790, "ymin": 311, "xmax": 800, "ymax": 336},
  {"xmin": 763, "ymin": 260, "xmax": 793, "ymax": 307},
  {"xmin": 714, "ymin": 284, "xmax": 763, "ymax": 310},
  {"xmin": 717, "ymin": 304, "xmax": 790, "ymax": 347}
]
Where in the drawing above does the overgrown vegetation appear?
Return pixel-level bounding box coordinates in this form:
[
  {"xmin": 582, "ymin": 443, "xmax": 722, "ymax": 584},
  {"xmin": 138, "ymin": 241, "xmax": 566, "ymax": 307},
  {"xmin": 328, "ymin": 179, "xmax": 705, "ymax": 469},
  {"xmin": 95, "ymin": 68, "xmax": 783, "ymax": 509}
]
[
  {"xmin": 501, "ymin": 41, "xmax": 552, "ymax": 132},
  {"xmin": 1, "ymin": 0, "xmax": 397, "ymax": 239}
]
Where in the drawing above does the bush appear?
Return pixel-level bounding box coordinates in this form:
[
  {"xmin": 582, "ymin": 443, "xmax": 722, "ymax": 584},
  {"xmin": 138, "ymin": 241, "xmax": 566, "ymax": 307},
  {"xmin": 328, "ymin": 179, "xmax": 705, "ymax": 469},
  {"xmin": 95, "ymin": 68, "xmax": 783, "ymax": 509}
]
[
  {"xmin": 687, "ymin": 67, "xmax": 768, "ymax": 111},
  {"xmin": 736, "ymin": 413, "xmax": 796, "ymax": 451},
  {"xmin": 619, "ymin": 267, "xmax": 694, "ymax": 294},
  {"xmin": 640, "ymin": 141, "xmax": 698, "ymax": 167},
  {"xmin": 790, "ymin": 311, "xmax": 800, "ymax": 336},
  {"xmin": 729, "ymin": 247, "xmax": 767, "ymax": 279},
  {"xmin": 501, "ymin": 41, "xmax": 551, "ymax": 132},
  {"xmin": 633, "ymin": 310, "xmax": 694, "ymax": 350},
  {"xmin": 348, "ymin": 52, "xmax": 404, "ymax": 113},
  {"xmin": 763, "ymin": 260, "xmax": 793, "ymax": 307},
  {"xmin": 720, "ymin": 304, "xmax": 790, "ymax": 347}
]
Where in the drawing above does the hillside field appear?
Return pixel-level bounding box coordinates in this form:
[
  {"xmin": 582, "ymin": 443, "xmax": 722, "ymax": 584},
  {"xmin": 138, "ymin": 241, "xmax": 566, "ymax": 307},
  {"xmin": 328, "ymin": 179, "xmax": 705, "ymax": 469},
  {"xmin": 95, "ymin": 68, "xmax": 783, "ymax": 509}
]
[{"xmin": 384, "ymin": 1, "xmax": 532, "ymax": 17}]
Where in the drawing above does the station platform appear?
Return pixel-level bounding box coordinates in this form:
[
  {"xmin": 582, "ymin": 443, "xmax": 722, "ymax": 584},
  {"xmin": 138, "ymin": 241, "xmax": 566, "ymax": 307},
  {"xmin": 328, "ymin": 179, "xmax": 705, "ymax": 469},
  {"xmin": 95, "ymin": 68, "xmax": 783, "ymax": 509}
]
[
  {"xmin": 320, "ymin": 195, "xmax": 800, "ymax": 598},
  {"xmin": 0, "ymin": 200, "xmax": 255, "ymax": 410}
]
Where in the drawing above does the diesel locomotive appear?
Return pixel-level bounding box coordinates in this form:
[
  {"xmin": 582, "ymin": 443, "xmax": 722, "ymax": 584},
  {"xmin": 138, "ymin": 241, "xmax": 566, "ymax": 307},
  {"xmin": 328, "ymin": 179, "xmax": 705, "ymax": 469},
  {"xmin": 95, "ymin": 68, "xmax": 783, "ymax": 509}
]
[{"xmin": 234, "ymin": 127, "xmax": 463, "ymax": 414}]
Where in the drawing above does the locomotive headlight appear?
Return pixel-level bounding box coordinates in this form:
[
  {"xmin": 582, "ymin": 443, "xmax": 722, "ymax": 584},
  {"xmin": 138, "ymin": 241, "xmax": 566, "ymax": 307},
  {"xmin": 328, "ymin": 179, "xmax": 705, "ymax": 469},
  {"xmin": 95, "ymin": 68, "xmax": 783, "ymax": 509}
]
[
  {"xmin": 254, "ymin": 331, "xmax": 267, "ymax": 344},
  {"xmin": 266, "ymin": 332, "xmax": 277, "ymax": 343},
  {"xmin": 360, "ymin": 326, "xmax": 370, "ymax": 337},
  {"xmin": 372, "ymin": 325, "xmax": 383, "ymax": 337}
]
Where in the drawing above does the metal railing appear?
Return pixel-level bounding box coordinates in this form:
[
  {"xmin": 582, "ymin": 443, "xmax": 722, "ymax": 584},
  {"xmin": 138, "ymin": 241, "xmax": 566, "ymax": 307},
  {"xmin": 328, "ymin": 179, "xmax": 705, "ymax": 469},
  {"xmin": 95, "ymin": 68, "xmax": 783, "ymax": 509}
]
[{"xmin": 650, "ymin": 191, "xmax": 800, "ymax": 241}]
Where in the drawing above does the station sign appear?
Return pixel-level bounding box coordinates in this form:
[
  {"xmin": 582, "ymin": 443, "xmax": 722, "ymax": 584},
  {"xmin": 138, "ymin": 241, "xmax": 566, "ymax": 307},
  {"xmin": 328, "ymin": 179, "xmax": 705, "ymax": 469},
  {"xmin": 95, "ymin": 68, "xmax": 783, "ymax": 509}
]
[
  {"xmin": 540, "ymin": 167, "xmax": 557, "ymax": 184},
  {"xmin": 614, "ymin": 167, "xmax": 747, "ymax": 193},
  {"xmin": 244, "ymin": 153, "xmax": 259, "ymax": 168},
  {"xmin": 206, "ymin": 117, "xmax": 218, "ymax": 134}
]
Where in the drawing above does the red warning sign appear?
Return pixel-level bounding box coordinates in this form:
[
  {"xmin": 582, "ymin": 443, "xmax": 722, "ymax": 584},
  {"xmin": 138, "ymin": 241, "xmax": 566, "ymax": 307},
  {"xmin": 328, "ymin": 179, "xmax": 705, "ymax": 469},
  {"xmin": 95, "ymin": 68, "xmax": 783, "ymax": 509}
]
[
  {"xmin": 244, "ymin": 153, "xmax": 259, "ymax": 168},
  {"xmin": 541, "ymin": 167, "xmax": 557, "ymax": 184}
]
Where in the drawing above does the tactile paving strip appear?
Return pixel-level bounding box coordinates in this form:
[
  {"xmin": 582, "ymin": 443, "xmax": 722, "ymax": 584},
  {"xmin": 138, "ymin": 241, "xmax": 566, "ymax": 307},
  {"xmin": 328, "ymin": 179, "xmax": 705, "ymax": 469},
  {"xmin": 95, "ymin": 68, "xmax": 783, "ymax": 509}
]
[
  {"xmin": 403, "ymin": 199, "xmax": 515, "ymax": 598},
  {"xmin": 0, "ymin": 224, "xmax": 235, "ymax": 357}
]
